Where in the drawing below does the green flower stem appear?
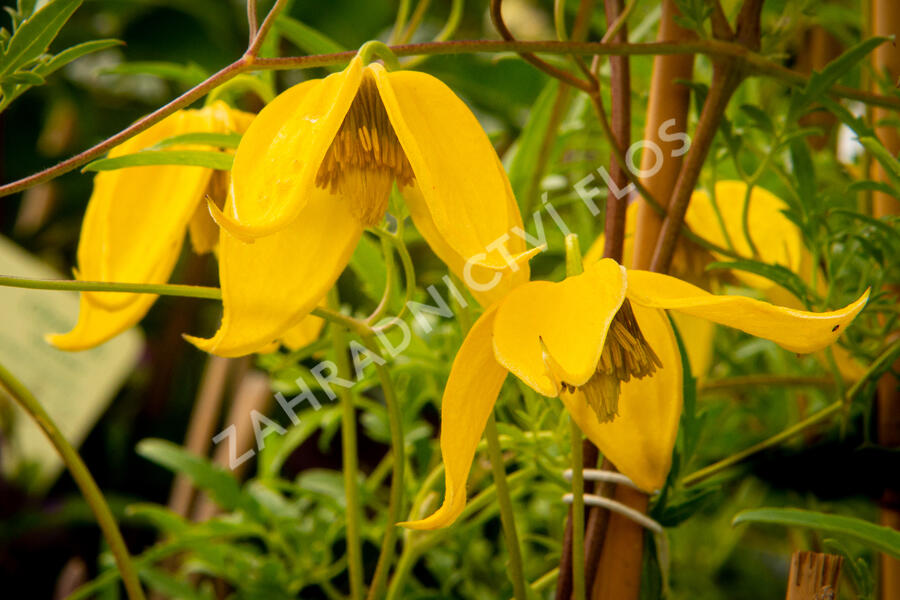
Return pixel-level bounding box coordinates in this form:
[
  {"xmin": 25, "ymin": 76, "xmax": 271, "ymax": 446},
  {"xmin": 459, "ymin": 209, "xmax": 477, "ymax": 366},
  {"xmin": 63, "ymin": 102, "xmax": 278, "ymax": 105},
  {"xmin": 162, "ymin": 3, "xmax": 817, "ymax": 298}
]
[
  {"xmin": 365, "ymin": 233, "xmax": 397, "ymax": 326},
  {"xmin": 568, "ymin": 418, "xmax": 586, "ymax": 600},
  {"xmin": 386, "ymin": 467, "xmax": 537, "ymax": 600},
  {"xmin": 485, "ymin": 413, "xmax": 528, "ymax": 600},
  {"xmin": 2, "ymin": 39, "xmax": 898, "ymax": 200},
  {"xmin": 363, "ymin": 333, "xmax": 406, "ymax": 600},
  {"xmin": 368, "ymin": 227, "xmax": 416, "ymax": 330},
  {"xmin": 0, "ymin": 275, "xmax": 366, "ymax": 335},
  {"xmin": 563, "ymin": 232, "xmax": 586, "ymax": 600},
  {"xmin": 329, "ymin": 289, "xmax": 365, "ymax": 600},
  {"xmin": 683, "ymin": 338, "xmax": 900, "ymax": 487},
  {"xmin": 0, "ymin": 362, "xmax": 146, "ymax": 600}
]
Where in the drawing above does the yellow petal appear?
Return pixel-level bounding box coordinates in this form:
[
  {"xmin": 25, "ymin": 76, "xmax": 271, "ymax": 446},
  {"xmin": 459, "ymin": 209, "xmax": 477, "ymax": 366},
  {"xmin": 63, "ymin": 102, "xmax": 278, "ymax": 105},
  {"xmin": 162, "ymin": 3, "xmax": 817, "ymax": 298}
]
[
  {"xmin": 626, "ymin": 270, "xmax": 870, "ymax": 354},
  {"xmin": 213, "ymin": 58, "xmax": 363, "ymax": 239},
  {"xmin": 372, "ymin": 65, "xmax": 518, "ymax": 270},
  {"xmin": 187, "ymin": 187, "xmax": 362, "ymax": 357},
  {"xmin": 78, "ymin": 103, "xmax": 252, "ymax": 311},
  {"xmin": 493, "ymin": 259, "xmax": 627, "ymax": 396},
  {"xmin": 402, "ymin": 184, "xmax": 534, "ymax": 307},
  {"xmin": 671, "ymin": 311, "xmax": 715, "ymax": 378},
  {"xmin": 282, "ymin": 314, "xmax": 326, "ymax": 350},
  {"xmin": 685, "ymin": 181, "xmax": 802, "ymax": 290},
  {"xmin": 48, "ymin": 290, "xmax": 156, "ymax": 351},
  {"xmin": 77, "ymin": 111, "xmax": 211, "ymax": 310},
  {"xmin": 560, "ymin": 305, "xmax": 681, "ymax": 492},
  {"xmin": 400, "ymin": 305, "xmax": 507, "ymax": 529}
]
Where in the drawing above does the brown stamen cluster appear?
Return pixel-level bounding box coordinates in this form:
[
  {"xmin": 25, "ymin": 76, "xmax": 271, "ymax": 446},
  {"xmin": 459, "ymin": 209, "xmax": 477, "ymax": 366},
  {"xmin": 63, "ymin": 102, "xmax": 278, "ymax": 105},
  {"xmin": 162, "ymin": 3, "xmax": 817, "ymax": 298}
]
[
  {"xmin": 561, "ymin": 300, "xmax": 662, "ymax": 423},
  {"xmin": 315, "ymin": 73, "xmax": 414, "ymax": 226}
]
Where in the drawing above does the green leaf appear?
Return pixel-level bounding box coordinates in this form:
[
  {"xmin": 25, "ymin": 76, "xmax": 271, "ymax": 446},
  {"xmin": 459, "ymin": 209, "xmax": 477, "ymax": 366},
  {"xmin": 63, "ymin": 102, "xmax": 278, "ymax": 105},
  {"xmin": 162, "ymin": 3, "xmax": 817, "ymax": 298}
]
[
  {"xmin": 136, "ymin": 439, "xmax": 243, "ymax": 511},
  {"xmin": 101, "ymin": 60, "xmax": 208, "ymax": 86},
  {"xmin": 789, "ymin": 137, "xmax": 816, "ymax": 212},
  {"xmin": 275, "ymin": 15, "xmax": 344, "ymax": 55},
  {"xmin": 739, "ymin": 103, "xmax": 774, "ymax": 133},
  {"xmin": 83, "ymin": 150, "xmax": 233, "ymax": 172},
  {"xmin": 733, "ymin": 508, "xmax": 900, "ymax": 559},
  {"xmin": 706, "ymin": 259, "xmax": 811, "ymax": 305},
  {"xmin": 3, "ymin": 70, "xmax": 43, "ymax": 85},
  {"xmin": 791, "ymin": 36, "xmax": 889, "ymax": 117},
  {"xmin": 0, "ymin": 0, "xmax": 81, "ymax": 77},
  {"xmin": 847, "ymin": 180, "xmax": 897, "ymax": 198},
  {"xmin": 36, "ymin": 38, "xmax": 122, "ymax": 77},
  {"xmin": 507, "ymin": 78, "xmax": 562, "ymax": 206},
  {"xmin": 274, "ymin": 15, "xmax": 345, "ymax": 72},
  {"xmin": 860, "ymin": 136, "xmax": 900, "ymax": 189},
  {"xmin": 151, "ymin": 132, "xmax": 243, "ymax": 150}
]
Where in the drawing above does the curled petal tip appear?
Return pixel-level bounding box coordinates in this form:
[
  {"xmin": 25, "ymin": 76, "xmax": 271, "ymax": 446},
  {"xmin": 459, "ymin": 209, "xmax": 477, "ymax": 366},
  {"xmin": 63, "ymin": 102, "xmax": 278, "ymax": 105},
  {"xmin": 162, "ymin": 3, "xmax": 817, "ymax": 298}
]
[{"xmin": 206, "ymin": 198, "xmax": 258, "ymax": 243}]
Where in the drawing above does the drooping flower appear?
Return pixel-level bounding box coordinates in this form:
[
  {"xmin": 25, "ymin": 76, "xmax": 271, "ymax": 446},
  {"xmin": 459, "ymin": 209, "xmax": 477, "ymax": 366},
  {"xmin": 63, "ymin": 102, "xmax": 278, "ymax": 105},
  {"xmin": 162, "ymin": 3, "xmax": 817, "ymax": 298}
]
[
  {"xmin": 402, "ymin": 258, "xmax": 869, "ymax": 529},
  {"xmin": 49, "ymin": 102, "xmax": 255, "ymax": 351},
  {"xmin": 188, "ymin": 54, "xmax": 533, "ymax": 357}
]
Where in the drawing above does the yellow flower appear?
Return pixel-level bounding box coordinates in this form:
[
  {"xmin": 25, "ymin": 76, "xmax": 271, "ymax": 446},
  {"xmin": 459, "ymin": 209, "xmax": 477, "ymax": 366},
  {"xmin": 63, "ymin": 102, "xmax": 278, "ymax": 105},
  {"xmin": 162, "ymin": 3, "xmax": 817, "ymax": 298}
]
[
  {"xmin": 48, "ymin": 102, "xmax": 255, "ymax": 351},
  {"xmin": 586, "ymin": 181, "xmax": 867, "ymax": 380},
  {"xmin": 189, "ymin": 55, "xmax": 532, "ymax": 357},
  {"xmin": 402, "ymin": 258, "xmax": 869, "ymax": 529}
]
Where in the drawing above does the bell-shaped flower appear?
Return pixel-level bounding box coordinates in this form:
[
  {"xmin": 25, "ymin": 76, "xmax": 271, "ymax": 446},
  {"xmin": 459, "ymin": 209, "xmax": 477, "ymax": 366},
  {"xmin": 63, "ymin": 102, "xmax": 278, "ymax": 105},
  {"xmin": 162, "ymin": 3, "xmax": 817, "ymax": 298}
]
[
  {"xmin": 189, "ymin": 54, "xmax": 532, "ymax": 357},
  {"xmin": 49, "ymin": 102, "xmax": 254, "ymax": 351},
  {"xmin": 402, "ymin": 258, "xmax": 869, "ymax": 529}
]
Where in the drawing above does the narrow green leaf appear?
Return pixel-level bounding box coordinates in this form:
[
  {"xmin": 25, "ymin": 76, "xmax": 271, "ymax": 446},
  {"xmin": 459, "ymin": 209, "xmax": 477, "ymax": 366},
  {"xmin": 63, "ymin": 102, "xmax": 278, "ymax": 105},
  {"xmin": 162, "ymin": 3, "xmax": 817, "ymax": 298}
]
[
  {"xmin": 860, "ymin": 136, "xmax": 900, "ymax": 189},
  {"xmin": 274, "ymin": 15, "xmax": 345, "ymax": 72},
  {"xmin": 36, "ymin": 38, "xmax": 122, "ymax": 77},
  {"xmin": 733, "ymin": 508, "xmax": 900, "ymax": 559},
  {"xmin": 137, "ymin": 439, "xmax": 243, "ymax": 511},
  {"xmin": 789, "ymin": 138, "xmax": 817, "ymax": 211},
  {"xmin": 83, "ymin": 150, "xmax": 233, "ymax": 172},
  {"xmin": 738, "ymin": 103, "xmax": 774, "ymax": 133},
  {"xmin": 706, "ymin": 259, "xmax": 811, "ymax": 305},
  {"xmin": 101, "ymin": 60, "xmax": 208, "ymax": 86},
  {"xmin": 0, "ymin": 0, "xmax": 82, "ymax": 76},
  {"xmin": 151, "ymin": 132, "xmax": 243, "ymax": 150},
  {"xmin": 507, "ymin": 78, "xmax": 562, "ymax": 205},
  {"xmin": 3, "ymin": 70, "xmax": 43, "ymax": 85},
  {"xmin": 847, "ymin": 180, "xmax": 897, "ymax": 198},
  {"xmin": 791, "ymin": 36, "xmax": 889, "ymax": 116}
]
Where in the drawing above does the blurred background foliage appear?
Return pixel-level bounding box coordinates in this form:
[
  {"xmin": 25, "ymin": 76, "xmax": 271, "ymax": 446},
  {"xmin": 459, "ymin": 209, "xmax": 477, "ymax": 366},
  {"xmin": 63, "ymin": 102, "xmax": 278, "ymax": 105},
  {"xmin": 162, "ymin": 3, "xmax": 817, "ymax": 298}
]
[{"xmin": 0, "ymin": 0, "xmax": 898, "ymax": 599}]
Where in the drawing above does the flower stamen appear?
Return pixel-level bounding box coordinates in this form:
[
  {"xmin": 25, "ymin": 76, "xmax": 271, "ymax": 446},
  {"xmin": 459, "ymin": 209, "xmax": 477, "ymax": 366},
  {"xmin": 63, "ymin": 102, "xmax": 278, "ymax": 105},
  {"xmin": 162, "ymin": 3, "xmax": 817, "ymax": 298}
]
[
  {"xmin": 315, "ymin": 73, "xmax": 414, "ymax": 226},
  {"xmin": 574, "ymin": 300, "xmax": 662, "ymax": 423}
]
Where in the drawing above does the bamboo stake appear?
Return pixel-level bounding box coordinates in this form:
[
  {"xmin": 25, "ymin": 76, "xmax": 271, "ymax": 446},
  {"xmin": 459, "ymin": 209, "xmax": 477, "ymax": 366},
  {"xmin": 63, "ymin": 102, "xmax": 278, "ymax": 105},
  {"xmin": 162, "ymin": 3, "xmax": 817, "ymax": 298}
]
[
  {"xmin": 871, "ymin": 4, "xmax": 900, "ymax": 600},
  {"xmin": 784, "ymin": 551, "xmax": 842, "ymax": 600},
  {"xmin": 590, "ymin": 487, "xmax": 648, "ymax": 599},
  {"xmin": 630, "ymin": 0, "xmax": 695, "ymax": 271}
]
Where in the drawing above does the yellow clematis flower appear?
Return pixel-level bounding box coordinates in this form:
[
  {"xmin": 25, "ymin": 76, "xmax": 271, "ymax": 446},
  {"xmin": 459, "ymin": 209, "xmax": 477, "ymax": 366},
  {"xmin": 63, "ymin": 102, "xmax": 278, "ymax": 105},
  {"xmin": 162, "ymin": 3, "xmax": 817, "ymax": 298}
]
[
  {"xmin": 402, "ymin": 258, "xmax": 869, "ymax": 529},
  {"xmin": 48, "ymin": 101, "xmax": 255, "ymax": 351},
  {"xmin": 585, "ymin": 180, "xmax": 867, "ymax": 380},
  {"xmin": 189, "ymin": 54, "xmax": 532, "ymax": 357}
]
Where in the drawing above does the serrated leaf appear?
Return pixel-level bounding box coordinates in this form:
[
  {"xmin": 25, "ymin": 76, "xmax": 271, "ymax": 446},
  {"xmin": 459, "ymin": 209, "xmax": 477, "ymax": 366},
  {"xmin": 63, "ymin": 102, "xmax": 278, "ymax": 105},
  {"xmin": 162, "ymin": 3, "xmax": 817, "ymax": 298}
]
[
  {"xmin": 137, "ymin": 439, "xmax": 243, "ymax": 511},
  {"xmin": 274, "ymin": 15, "xmax": 345, "ymax": 68},
  {"xmin": 348, "ymin": 234, "xmax": 390, "ymax": 305},
  {"xmin": 151, "ymin": 132, "xmax": 242, "ymax": 150},
  {"xmin": 3, "ymin": 70, "xmax": 43, "ymax": 85},
  {"xmin": 36, "ymin": 38, "xmax": 122, "ymax": 77},
  {"xmin": 706, "ymin": 259, "xmax": 811, "ymax": 304},
  {"xmin": 0, "ymin": 0, "xmax": 82, "ymax": 77},
  {"xmin": 83, "ymin": 150, "xmax": 233, "ymax": 172},
  {"xmin": 733, "ymin": 508, "xmax": 900, "ymax": 559},
  {"xmin": 101, "ymin": 60, "xmax": 208, "ymax": 86}
]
